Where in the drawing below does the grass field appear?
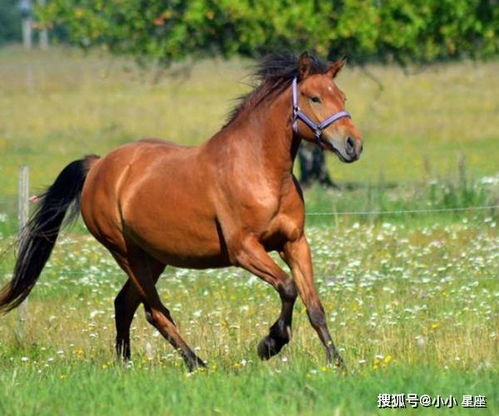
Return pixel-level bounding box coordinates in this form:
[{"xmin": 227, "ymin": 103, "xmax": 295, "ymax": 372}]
[
  {"xmin": 0, "ymin": 47, "xmax": 498, "ymax": 193},
  {"xmin": 0, "ymin": 46, "xmax": 498, "ymax": 415},
  {"xmin": 0, "ymin": 224, "xmax": 497, "ymax": 415}
]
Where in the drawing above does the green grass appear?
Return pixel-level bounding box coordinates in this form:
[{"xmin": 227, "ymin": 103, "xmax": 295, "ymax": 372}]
[
  {"xmin": 0, "ymin": 363, "xmax": 496, "ymax": 416},
  {"xmin": 0, "ymin": 46, "xmax": 498, "ymax": 415},
  {"xmin": 0, "ymin": 223, "xmax": 497, "ymax": 415}
]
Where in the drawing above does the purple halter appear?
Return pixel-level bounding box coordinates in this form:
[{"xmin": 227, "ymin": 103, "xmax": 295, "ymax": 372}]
[{"xmin": 292, "ymin": 77, "xmax": 351, "ymax": 142}]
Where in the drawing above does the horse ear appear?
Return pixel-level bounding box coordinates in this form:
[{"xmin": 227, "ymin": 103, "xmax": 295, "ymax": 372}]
[
  {"xmin": 297, "ymin": 51, "xmax": 312, "ymax": 80},
  {"xmin": 326, "ymin": 58, "xmax": 347, "ymax": 79}
]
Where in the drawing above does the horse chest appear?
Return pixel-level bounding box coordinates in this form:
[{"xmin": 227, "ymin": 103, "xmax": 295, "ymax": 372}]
[
  {"xmin": 243, "ymin": 192, "xmax": 302, "ymax": 246},
  {"xmin": 234, "ymin": 175, "xmax": 303, "ymax": 234}
]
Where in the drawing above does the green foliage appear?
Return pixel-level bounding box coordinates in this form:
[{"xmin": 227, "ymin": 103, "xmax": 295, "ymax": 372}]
[
  {"xmin": 36, "ymin": 0, "xmax": 499, "ymax": 64},
  {"xmin": 0, "ymin": 0, "xmax": 22, "ymax": 45}
]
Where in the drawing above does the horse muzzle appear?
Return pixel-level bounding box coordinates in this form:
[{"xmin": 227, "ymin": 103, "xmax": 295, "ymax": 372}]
[
  {"xmin": 343, "ymin": 136, "xmax": 363, "ymax": 162},
  {"xmin": 324, "ymin": 134, "xmax": 363, "ymax": 163}
]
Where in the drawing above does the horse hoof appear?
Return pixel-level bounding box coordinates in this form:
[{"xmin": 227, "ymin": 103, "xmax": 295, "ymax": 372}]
[
  {"xmin": 257, "ymin": 337, "xmax": 275, "ymax": 360},
  {"xmin": 257, "ymin": 336, "xmax": 285, "ymax": 360},
  {"xmin": 330, "ymin": 356, "xmax": 347, "ymax": 373},
  {"xmin": 186, "ymin": 357, "xmax": 207, "ymax": 372}
]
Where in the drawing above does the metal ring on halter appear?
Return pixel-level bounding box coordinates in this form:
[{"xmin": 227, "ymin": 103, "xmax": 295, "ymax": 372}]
[{"xmin": 291, "ymin": 77, "xmax": 351, "ymax": 143}]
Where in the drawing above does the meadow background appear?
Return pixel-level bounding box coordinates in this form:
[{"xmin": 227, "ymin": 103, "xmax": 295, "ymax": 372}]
[{"xmin": 0, "ymin": 45, "xmax": 498, "ymax": 415}]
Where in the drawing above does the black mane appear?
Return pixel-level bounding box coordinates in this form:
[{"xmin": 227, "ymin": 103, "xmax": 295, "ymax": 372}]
[{"xmin": 224, "ymin": 52, "xmax": 329, "ymax": 128}]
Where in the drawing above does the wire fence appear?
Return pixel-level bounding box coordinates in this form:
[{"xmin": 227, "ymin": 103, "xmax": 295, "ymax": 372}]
[
  {"xmin": 1, "ymin": 203, "xmax": 497, "ymax": 216},
  {"xmin": 1, "ymin": 170, "xmax": 497, "ymax": 261},
  {"xmin": 305, "ymin": 204, "xmax": 499, "ymax": 216},
  {"xmin": 0, "ymin": 169, "xmax": 498, "ymax": 218},
  {"xmin": 0, "ymin": 191, "xmax": 497, "ymax": 280},
  {"xmin": 0, "ymin": 203, "xmax": 496, "ymax": 253}
]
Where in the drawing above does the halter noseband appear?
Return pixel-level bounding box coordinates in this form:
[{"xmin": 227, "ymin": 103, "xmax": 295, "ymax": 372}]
[{"xmin": 292, "ymin": 77, "xmax": 351, "ymax": 143}]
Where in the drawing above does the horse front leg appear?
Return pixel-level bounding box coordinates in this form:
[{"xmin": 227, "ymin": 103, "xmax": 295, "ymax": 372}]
[
  {"xmin": 231, "ymin": 236, "xmax": 297, "ymax": 360},
  {"xmin": 257, "ymin": 282, "xmax": 297, "ymax": 360},
  {"xmin": 283, "ymin": 235, "xmax": 346, "ymax": 369}
]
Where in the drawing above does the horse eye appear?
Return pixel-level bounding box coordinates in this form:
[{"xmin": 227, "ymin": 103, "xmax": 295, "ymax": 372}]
[{"xmin": 310, "ymin": 96, "xmax": 321, "ymax": 103}]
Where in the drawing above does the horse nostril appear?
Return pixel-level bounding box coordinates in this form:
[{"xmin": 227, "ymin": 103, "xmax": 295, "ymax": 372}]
[{"xmin": 346, "ymin": 137, "xmax": 355, "ymax": 155}]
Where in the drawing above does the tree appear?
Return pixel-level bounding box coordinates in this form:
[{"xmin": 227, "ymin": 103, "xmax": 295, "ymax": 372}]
[
  {"xmin": 0, "ymin": 0, "xmax": 22, "ymax": 45},
  {"xmin": 38, "ymin": 0, "xmax": 498, "ymax": 64},
  {"xmin": 36, "ymin": 0, "xmax": 499, "ymax": 186},
  {"xmin": 298, "ymin": 143, "xmax": 336, "ymax": 189}
]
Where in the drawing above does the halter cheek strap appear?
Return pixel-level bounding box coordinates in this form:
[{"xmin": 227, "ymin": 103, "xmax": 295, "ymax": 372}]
[{"xmin": 292, "ymin": 77, "xmax": 351, "ymax": 142}]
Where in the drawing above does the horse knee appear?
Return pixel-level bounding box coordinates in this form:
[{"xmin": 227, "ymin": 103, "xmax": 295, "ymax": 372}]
[{"xmin": 308, "ymin": 306, "xmax": 327, "ymax": 329}]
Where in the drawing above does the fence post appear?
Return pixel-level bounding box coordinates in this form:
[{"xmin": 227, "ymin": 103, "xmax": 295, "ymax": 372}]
[
  {"xmin": 17, "ymin": 165, "xmax": 30, "ymax": 334},
  {"xmin": 37, "ymin": 0, "xmax": 49, "ymax": 50},
  {"xmin": 20, "ymin": 0, "xmax": 33, "ymax": 50}
]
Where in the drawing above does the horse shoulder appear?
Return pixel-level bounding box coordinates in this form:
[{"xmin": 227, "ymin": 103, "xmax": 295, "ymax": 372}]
[{"xmin": 271, "ymin": 175, "xmax": 306, "ymax": 241}]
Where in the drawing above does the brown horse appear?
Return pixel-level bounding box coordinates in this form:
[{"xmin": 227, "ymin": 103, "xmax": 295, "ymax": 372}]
[{"xmin": 0, "ymin": 52, "xmax": 362, "ymax": 371}]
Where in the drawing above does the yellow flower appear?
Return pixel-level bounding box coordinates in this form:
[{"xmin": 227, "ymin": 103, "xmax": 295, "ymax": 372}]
[
  {"xmin": 384, "ymin": 355, "xmax": 393, "ymax": 364},
  {"xmin": 431, "ymin": 323, "xmax": 440, "ymax": 330}
]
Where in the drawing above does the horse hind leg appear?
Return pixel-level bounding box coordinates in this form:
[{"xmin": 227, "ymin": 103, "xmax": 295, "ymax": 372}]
[
  {"xmin": 113, "ymin": 248, "xmax": 205, "ymax": 371},
  {"xmin": 141, "ymin": 295, "xmax": 205, "ymax": 371},
  {"xmin": 114, "ymin": 279, "xmax": 138, "ymax": 361},
  {"xmin": 114, "ymin": 271, "xmax": 163, "ymax": 362}
]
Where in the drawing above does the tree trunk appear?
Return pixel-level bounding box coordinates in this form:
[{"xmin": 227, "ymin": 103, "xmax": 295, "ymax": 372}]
[{"xmin": 298, "ymin": 142, "xmax": 337, "ymax": 188}]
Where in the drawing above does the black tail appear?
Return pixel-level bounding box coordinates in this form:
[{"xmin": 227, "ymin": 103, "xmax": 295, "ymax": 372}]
[{"xmin": 0, "ymin": 156, "xmax": 98, "ymax": 312}]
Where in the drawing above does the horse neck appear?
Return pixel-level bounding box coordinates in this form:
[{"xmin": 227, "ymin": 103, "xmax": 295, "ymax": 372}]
[{"xmin": 228, "ymin": 87, "xmax": 300, "ymax": 178}]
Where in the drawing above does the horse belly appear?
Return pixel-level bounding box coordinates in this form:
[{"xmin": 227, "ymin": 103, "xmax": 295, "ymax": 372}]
[
  {"xmin": 129, "ymin": 217, "xmax": 229, "ymax": 268},
  {"xmin": 123, "ymin": 185, "xmax": 229, "ymax": 268}
]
